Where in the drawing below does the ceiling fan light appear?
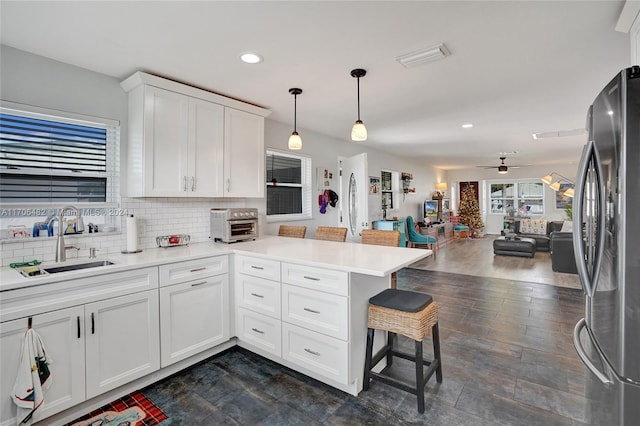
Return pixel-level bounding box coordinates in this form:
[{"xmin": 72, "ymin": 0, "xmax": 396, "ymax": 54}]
[
  {"xmin": 550, "ymin": 181, "xmax": 561, "ymax": 191},
  {"xmin": 351, "ymin": 120, "xmax": 367, "ymax": 141},
  {"xmin": 498, "ymin": 165, "xmax": 508, "ymax": 174},
  {"xmin": 288, "ymin": 132, "xmax": 302, "ymax": 150},
  {"xmin": 563, "ymin": 187, "xmax": 575, "ymax": 197},
  {"xmin": 541, "ymin": 174, "xmax": 554, "ymax": 185}
]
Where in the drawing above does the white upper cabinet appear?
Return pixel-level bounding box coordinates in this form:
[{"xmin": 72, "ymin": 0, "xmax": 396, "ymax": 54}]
[{"xmin": 121, "ymin": 72, "xmax": 270, "ymax": 198}]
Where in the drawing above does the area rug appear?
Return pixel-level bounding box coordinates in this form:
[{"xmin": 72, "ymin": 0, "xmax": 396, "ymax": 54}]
[{"xmin": 65, "ymin": 391, "xmax": 167, "ymax": 426}]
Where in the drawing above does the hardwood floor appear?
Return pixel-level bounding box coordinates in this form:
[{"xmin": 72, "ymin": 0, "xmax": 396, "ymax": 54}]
[
  {"xmin": 124, "ymin": 262, "xmax": 590, "ymax": 425},
  {"xmin": 409, "ymin": 235, "xmax": 582, "ymax": 289}
]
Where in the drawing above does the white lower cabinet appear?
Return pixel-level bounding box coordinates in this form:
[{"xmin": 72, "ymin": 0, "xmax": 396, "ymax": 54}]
[
  {"xmin": 282, "ymin": 322, "xmax": 349, "ymax": 385},
  {"xmin": 236, "ymin": 307, "xmax": 281, "ymax": 357},
  {"xmin": 159, "ymin": 275, "xmax": 229, "ymax": 367},
  {"xmin": 85, "ymin": 290, "xmax": 160, "ymax": 399},
  {"xmin": 159, "ymin": 256, "xmax": 230, "ymax": 368},
  {"xmin": 0, "ymin": 306, "xmax": 85, "ymax": 426}
]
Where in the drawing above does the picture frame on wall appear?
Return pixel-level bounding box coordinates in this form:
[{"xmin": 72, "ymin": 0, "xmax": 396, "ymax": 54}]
[{"xmin": 369, "ymin": 176, "xmax": 380, "ymax": 194}]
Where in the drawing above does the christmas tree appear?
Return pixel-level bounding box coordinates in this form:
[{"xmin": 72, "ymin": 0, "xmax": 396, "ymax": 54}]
[{"xmin": 458, "ymin": 185, "xmax": 484, "ymax": 231}]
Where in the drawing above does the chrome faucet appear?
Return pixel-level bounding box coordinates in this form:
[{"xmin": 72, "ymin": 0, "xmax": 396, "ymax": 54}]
[{"xmin": 51, "ymin": 206, "xmax": 84, "ymax": 262}]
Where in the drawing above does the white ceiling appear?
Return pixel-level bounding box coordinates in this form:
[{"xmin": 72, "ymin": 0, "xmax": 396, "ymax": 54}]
[{"xmin": 0, "ymin": 1, "xmax": 632, "ymax": 170}]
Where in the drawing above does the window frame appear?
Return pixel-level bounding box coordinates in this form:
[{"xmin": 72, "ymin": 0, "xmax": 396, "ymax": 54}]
[
  {"xmin": 381, "ymin": 170, "xmax": 398, "ymax": 211},
  {"xmin": 0, "ymin": 102, "xmax": 121, "ymax": 233},
  {"xmin": 265, "ymin": 149, "xmax": 312, "ymax": 222},
  {"xmin": 488, "ymin": 179, "xmax": 545, "ymax": 216}
]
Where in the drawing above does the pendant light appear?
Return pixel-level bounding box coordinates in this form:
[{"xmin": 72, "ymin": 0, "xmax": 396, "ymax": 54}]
[
  {"xmin": 288, "ymin": 88, "xmax": 302, "ymax": 150},
  {"xmin": 350, "ymin": 68, "xmax": 367, "ymax": 141}
]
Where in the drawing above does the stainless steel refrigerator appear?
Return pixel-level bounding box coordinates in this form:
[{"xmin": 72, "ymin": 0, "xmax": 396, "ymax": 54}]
[{"xmin": 573, "ymin": 66, "xmax": 640, "ymax": 425}]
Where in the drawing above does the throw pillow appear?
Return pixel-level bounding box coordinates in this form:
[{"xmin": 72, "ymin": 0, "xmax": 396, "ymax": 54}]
[
  {"xmin": 520, "ymin": 219, "xmax": 548, "ymax": 235},
  {"xmin": 560, "ymin": 221, "xmax": 573, "ymax": 232}
]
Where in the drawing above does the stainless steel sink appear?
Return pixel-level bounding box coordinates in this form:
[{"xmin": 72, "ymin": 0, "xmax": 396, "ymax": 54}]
[
  {"xmin": 42, "ymin": 260, "xmax": 115, "ymax": 274},
  {"xmin": 18, "ymin": 260, "xmax": 115, "ymax": 278}
]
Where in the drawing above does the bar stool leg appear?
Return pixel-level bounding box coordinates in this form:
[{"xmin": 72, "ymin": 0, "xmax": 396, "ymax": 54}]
[
  {"xmin": 415, "ymin": 340, "xmax": 425, "ymax": 414},
  {"xmin": 387, "ymin": 331, "xmax": 395, "ymax": 367},
  {"xmin": 363, "ymin": 328, "xmax": 374, "ymax": 391},
  {"xmin": 432, "ymin": 323, "xmax": 443, "ymax": 383}
]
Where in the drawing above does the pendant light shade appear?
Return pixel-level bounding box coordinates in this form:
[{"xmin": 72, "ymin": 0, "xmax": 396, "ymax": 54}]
[
  {"xmin": 350, "ymin": 68, "xmax": 367, "ymax": 141},
  {"xmin": 288, "ymin": 88, "xmax": 302, "ymax": 150}
]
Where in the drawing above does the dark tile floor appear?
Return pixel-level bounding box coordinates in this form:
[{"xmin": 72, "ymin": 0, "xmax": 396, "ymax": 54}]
[{"xmin": 140, "ymin": 268, "xmax": 588, "ymax": 425}]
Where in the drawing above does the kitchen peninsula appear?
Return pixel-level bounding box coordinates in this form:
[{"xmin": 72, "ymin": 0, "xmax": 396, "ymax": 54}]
[{"xmin": 0, "ymin": 237, "xmax": 431, "ymax": 426}]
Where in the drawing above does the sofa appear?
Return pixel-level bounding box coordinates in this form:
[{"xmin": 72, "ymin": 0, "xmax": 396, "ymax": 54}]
[
  {"xmin": 550, "ymin": 231, "xmax": 578, "ymax": 274},
  {"xmin": 512, "ymin": 219, "xmax": 565, "ymax": 252}
]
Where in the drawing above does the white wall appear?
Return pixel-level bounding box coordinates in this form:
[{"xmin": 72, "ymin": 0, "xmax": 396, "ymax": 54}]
[
  {"xmin": 0, "ymin": 45, "xmax": 444, "ymax": 265},
  {"xmin": 447, "ymin": 163, "xmax": 580, "ymax": 234},
  {"xmin": 250, "ymin": 120, "xmax": 445, "ymax": 238}
]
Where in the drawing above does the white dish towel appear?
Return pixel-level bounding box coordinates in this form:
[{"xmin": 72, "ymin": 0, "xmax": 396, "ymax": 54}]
[{"xmin": 12, "ymin": 328, "xmax": 52, "ymax": 426}]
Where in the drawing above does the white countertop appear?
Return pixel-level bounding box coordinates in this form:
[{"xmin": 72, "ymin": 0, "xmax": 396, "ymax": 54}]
[{"xmin": 0, "ymin": 236, "xmax": 431, "ymax": 292}]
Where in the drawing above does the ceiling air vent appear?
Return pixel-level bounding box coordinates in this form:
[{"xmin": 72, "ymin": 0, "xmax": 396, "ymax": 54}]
[{"xmin": 532, "ymin": 128, "xmax": 586, "ymax": 140}]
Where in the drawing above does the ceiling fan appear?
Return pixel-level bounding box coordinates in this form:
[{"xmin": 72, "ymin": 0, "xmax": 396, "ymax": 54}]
[{"xmin": 476, "ymin": 157, "xmax": 527, "ymax": 174}]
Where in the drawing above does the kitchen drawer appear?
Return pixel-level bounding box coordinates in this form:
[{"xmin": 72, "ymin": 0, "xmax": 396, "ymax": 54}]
[
  {"xmin": 235, "ymin": 255, "xmax": 280, "ymax": 281},
  {"xmin": 236, "ymin": 274, "xmax": 281, "ymax": 319},
  {"xmin": 282, "ymin": 284, "xmax": 348, "ymax": 340},
  {"xmin": 237, "ymin": 307, "xmax": 281, "ymax": 357},
  {"xmin": 159, "ymin": 256, "xmax": 228, "ymax": 287},
  {"xmin": 282, "ymin": 322, "xmax": 348, "ymax": 385},
  {"xmin": 281, "ymin": 263, "xmax": 348, "ymax": 296}
]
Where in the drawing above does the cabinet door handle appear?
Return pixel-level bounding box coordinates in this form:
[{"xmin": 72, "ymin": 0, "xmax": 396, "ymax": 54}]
[
  {"xmin": 250, "ymin": 292, "xmax": 264, "ymax": 298},
  {"xmin": 250, "ymin": 265, "xmax": 264, "ymax": 270},
  {"xmin": 251, "ymin": 327, "xmax": 265, "ymax": 335},
  {"xmin": 190, "ymin": 267, "xmax": 207, "ymax": 273},
  {"xmin": 183, "ymin": 176, "xmax": 187, "ymax": 192},
  {"xmin": 191, "ymin": 281, "xmax": 208, "ymax": 287},
  {"xmin": 304, "ymin": 348, "xmax": 320, "ymax": 356},
  {"xmin": 303, "ymin": 275, "xmax": 320, "ymax": 281},
  {"xmin": 91, "ymin": 312, "xmax": 95, "ymax": 334},
  {"xmin": 304, "ymin": 307, "xmax": 320, "ymax": 314},
  {"xmin": 191, "ymin": 176, "xmax": 196, "ymax": 192},
  {"xmin": 77, "ymin": 316, "xmax": 81, "ymax": 339}
]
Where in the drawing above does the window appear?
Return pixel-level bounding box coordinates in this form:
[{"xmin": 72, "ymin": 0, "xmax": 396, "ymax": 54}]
[
  {"xmin": 266, "ymin": 150, "xmax": 312, "ymax": 220},
  {"xmin": 0, "ymin": 103, "xmax": 120, "ymax": 232},
  {"xmin": 489, "ymin": 180, "xmax": 544, "ymax": 215},
  {"xmin": 1, "ymin": 106, "xmax": 119, "ymax": 204}
]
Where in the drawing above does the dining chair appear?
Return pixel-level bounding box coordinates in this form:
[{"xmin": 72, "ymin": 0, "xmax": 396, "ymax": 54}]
[
  {"xmin": 361, "ymin": 229, "xmax": 401, "ymax": 288},
  {"xmin": 405, "ymin": 216, "xmax": 438, "ymax": 259}
]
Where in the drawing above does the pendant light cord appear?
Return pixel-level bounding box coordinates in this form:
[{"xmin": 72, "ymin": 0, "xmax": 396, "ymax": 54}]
[
  {"xmin": 294, "ymin": 93, "xmax": 297, "ymax": 132},
  {"xmin": 356, "ymin": 77, "xmax": 361, "ymax": 121}
]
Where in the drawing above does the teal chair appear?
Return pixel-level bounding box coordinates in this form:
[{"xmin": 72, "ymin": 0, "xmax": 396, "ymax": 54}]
[{"xmin": 405, "ymin": 216, "xmax": 438, "ymax": 259}]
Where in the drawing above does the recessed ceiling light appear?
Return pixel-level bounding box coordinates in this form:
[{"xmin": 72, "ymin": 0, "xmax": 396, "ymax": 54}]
[
  {"xmin": 461, "ymin": 123, "xmax": 473, "ymax": 128},
  {"xmin": 240, "ymin": 52, "xmax": 263, "ymax": 64}
]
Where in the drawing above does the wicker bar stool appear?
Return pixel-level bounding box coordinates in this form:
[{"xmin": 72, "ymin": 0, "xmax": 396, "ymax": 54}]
[
  {"xmin": 363, "ymin": 289, "xmax": 443, "ymax": 413},
  {"xmin": 278, "ymin": 225, "xmax": 307, "ymax": 238},
  {"xmin": 315, "ymin": 226, "xmax": 348, "ymax": 242}
]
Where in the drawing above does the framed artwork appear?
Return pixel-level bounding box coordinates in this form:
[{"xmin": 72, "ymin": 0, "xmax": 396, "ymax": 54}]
[
  {"xmin": 556, "ymin": 183, "xmax": 573, "ymax": 209},
  {"xmin": 369, "ymin": 176, "xmax": 380, "ymax": 194},
  {"xmin": 442, "ymin": 199, "xmax": 450, "ymax": 211}
]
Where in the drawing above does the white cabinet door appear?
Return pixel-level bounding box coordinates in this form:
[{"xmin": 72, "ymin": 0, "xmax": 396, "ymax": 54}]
[
  {"xmin": 0, "ymin": 306, "xmax": 85, "ymax": 426},
  {"xmin": 224, "ymin": 108, "xmax": 265, "ymax": 197},
  {"xmin": 189, "ymin": 98, "xmax": 224, "ymax": 197},
  {"xmin": 143, "ymin": 85, "xmax": 189, "ymax": 196},
  {"xmin": 85, "ymin": 291, "xmax": 160, "ymax": 399},
  {"xmin": 159, "ymin": 275, "xmax": 229, "ymax": 367}
]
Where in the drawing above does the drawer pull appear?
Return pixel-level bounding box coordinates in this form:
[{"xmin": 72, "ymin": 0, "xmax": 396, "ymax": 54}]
[
  {"xmin": 304, "ymin": 348, "xmax": 320, "ymax": 356},
  {"xmin": 251, "ymin": 327, "xmax": 265, "ymax": 334},
  {"xmin": 303, "ymin": 275, "xmax": 320, "ymax": 281},
  {"xmin": 191, "ymin": 281, "xmax": 208, "ymax": 287},
  {"xmin": 251, "ymin": 265, "xmax": 264, "ymax": 270},
  {"xmin": 250, "ymin": 292, "xmax": 265, "ymax": 298},
  {"xmin": 303, "ymin": 307, "xmax": 320, "ymax": 314},
  {"xmin": 190, "ymin": 267, "xmax": 207, "ymax": 273}
]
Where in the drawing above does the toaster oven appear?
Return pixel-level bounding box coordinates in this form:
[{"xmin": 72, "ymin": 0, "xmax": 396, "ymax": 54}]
[{"xmin": 210, "ymin": 208, "xmax": 258, "ymax": 243}]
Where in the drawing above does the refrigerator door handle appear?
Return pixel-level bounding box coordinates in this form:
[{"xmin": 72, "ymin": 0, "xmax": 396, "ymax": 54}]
[
  {"xmin": 573, "ymin": 318, "xmax": 614, "ymax": 386},
  {"xmin": 573, "ymin": 142, "xmax": 594, "ymax": 295}
]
